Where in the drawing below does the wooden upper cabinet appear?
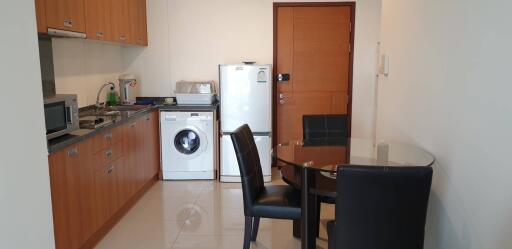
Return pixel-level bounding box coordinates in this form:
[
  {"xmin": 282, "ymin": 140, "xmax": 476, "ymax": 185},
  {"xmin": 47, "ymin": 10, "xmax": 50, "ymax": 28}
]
[
  {"xmin": 35, "ymin": 0, "xmax": 48, "ymax": 33},
  {"xmin": 85, "ymin": 0, "xmax": 113, "ymax": 41},
  {"xmin": 139, "ymin": 0, "xmax": 148, "ymax": 46},
  {"xmin": 110, "ymin": 0, "xmax": 132, "ymax": 44},
  {"xmin": 34, "ymin": 0, "xmax": 148, "ymax": 46},
  {"xmin": 131, "ymin": 0, "xmax": 148, "ymax": 46},
  {"xmin": 45, "ymin": 0, "xmax": 86, "ymax": 33}
]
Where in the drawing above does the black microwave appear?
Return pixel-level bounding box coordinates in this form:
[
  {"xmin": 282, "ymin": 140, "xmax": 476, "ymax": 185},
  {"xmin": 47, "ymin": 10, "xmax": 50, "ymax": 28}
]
[{"xmin": 44, "ymin": 94, "xmax": 79, "ymax": 140}]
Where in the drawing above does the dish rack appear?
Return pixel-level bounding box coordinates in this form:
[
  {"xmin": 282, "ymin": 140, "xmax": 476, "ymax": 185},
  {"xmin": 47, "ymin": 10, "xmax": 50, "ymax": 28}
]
[{"xmin": 175, "ymin": 81, "xmax": 217, "ymax": 105}]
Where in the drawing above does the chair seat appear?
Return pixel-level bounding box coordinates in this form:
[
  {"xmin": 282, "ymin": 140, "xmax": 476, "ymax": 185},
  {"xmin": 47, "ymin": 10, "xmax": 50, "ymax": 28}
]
[
  {"xmin": 251, "ymin": 185, "xmax": 301, "ymax": 220},
  {"xmin": 320, "ymin": 195, "xmax": 336, "ymax": 204}
]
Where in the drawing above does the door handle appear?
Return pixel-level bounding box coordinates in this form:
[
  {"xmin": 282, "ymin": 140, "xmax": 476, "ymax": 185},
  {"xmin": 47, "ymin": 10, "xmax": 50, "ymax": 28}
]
[
  {"xmin": 107, "ymin": 165, "xmax": 114, "ymax": 175},
  {"xmin": 277, "ymin": 74, "xmax": 290, "ymax": 82},
  {"xmin": 105, "ymin": 132, "xmax": 112, "ymax": 140},
  {"xmin": 63, "ymin": 19, "xmax": 73, "ymax": 27},
  {"xmin": 67, "ymin": 148, "xmax": 78, "ymax": 158},
  {"xmin": 279, "ymin": 94, "xmax": 286, "ymax": 105},
  {"xmin": 105, "ymin": 149, "xmax": 113, "ymax": 158}
]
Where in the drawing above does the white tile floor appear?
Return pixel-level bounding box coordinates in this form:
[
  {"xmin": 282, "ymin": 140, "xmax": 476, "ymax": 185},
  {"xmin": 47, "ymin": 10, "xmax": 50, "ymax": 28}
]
[{"xmin": 95, "ymin": 169, "xmax": 334, "ymax": 249}]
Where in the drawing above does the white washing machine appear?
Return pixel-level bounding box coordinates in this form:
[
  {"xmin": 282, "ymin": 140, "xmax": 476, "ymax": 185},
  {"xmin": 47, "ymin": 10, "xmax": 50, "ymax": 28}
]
[{"xmin": 161, "ymin": 111, "xmax": 214, "ymax": 180}]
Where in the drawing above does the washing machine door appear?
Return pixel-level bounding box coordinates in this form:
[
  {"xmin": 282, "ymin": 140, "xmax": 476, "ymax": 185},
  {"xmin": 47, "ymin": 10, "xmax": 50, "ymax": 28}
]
[{"xmin": 172, "ymin": 125, "xmax": 207, "ymax": 159}]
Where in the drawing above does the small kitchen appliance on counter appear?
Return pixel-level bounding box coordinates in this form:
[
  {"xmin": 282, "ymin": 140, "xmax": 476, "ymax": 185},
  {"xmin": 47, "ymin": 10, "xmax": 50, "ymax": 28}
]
[
  {"xmin": 118, "ymin": 74, "xmax": 140, "ymax": 105},
  {"xmin": 44, "ymin": 94, "xmax": 79, "ymax": 140},
  {"xmin": 175, "ymin": 81, "xmax": 216, "ymax": 105}
]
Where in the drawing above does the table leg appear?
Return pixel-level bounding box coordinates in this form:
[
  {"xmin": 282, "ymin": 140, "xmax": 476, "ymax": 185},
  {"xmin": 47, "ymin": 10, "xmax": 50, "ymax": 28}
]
[{"xmin": 301, "ymin": 167, "xmax": 317, "ymax": 249}]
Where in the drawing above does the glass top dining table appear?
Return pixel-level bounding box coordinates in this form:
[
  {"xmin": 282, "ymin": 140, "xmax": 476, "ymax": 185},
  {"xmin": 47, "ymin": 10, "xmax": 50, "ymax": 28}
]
[{"xmin": 272, "ymin": 137, "xmax": 435, "ymax": 249}]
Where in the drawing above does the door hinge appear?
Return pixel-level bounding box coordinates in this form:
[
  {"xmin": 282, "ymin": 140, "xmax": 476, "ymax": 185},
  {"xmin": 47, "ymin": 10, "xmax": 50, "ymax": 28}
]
[
  {"xmin": 349, "ymin": 21, "xmax": 352, "ymax": 33},
  {"xmin": 348, "ymin": 44, "xmax": 351, "ymax": 53}
]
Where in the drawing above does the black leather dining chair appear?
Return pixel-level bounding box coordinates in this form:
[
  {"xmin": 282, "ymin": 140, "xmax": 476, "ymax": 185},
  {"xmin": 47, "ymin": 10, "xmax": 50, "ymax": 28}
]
[
  {"xmin": 231, "ymin": 124, "xmax": 302, "ymax": 249},
  {"xmin": 327, "ymin": 166, "xmax": 433, "ymax": 249},
  {"xmin": 302, "ymin": 114, "xmax": 349, "ymax": 237}
]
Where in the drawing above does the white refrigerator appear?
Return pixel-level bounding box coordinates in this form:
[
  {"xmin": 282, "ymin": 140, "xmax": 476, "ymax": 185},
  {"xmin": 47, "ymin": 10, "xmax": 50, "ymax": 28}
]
[{"xmin": 219, "ymin": 64, "xmax": 272, "ymax": 182}]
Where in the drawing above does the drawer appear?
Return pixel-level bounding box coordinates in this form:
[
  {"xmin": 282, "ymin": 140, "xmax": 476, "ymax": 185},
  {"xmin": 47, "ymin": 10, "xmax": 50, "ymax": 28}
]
[
  {"xmin": 93, "ymin": 125, "xmax": 123, "ymax": 152},
  {"xmin": 94, "ymin": 141, "xmax": 123, "ymax": 166}
]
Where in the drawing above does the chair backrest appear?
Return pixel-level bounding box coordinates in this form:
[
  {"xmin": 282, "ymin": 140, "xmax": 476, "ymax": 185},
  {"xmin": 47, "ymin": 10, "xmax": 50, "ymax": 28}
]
[
  {"xmin": 230, "ymin": 124, "xmax": 265, "ymax": 216},
  {"xmin": 302, "ymin": 115, "xmax": 348, "ymax": 139},
  {"xmin": 335, "ymin": 165, "xmax": 433, "ymax": 249}
]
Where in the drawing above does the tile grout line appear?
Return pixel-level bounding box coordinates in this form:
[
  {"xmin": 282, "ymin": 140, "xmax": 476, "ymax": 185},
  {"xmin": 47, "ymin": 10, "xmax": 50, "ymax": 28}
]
[
  {"xmin": 168, "ymin": 220, "xmax": 186, "ymax": 249},
  {"xmin": 170, "ymin": 182, "xmax": 210, "ymax": 249}
]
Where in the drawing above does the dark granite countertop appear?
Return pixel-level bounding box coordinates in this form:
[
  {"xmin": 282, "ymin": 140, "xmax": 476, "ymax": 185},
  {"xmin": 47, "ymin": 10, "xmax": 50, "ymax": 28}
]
[
  {"xmin": 47, "ymin": 106, "xmax": 159, "ymax": 154},
  {"xmin": 47, "ymin": 103, "xmax": 219, "ymax": 154},
  {"xmin": 158, "ymin": 102, "xmax": 219, "ymax": 112}
]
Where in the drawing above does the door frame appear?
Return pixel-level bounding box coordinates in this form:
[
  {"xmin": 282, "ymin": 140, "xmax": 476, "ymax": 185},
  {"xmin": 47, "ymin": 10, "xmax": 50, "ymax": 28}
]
[{"xmin": 272, "ymin": 2, "xmax": 356, "ymax": 149}]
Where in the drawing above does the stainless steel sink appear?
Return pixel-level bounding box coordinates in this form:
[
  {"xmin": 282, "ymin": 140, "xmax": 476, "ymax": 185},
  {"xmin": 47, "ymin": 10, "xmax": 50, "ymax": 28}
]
[
  {"xmin": 83, "ymin": 105, "xmax": 151, "ymax": 117},
  {"xmin": 78, "ymin": 105, "xmax": 152, "ymax": 129},
  {"xmin": 105, "ymin": 105, "xmax": 152, "ymax": 117},
  {"xmin": 79, "ymin": 116, "xmax": 115, "ymax": 129}
]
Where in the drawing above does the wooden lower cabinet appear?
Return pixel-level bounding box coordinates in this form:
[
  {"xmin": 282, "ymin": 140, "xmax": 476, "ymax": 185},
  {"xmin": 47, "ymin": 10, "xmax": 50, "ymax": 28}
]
[
  {"xmin": 92, "ymin": 156, "xmax": 123, "ymax": 229},
  {"xmin": 145, "ymin": 112, "xmax": 160, "ymax": 180},
  {"xmin": 48, "ymin": 139, "xmax": 96, "ymax": 249},
  {"xmin": 48, "ymin": 111, "xmax": 160, "ymax": 249}
]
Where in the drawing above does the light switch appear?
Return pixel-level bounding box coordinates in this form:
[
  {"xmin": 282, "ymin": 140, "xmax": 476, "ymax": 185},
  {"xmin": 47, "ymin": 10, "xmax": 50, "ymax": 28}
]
[{"xmin": 379, "ymin": 54, "xmax": 389, "ymax": 76}]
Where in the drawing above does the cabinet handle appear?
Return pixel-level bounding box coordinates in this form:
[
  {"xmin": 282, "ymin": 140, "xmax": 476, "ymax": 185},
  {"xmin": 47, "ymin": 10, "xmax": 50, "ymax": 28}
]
[
  {"xmin": 67, "ymin": 148, "xmax": 78, "ymax": 158},
  {"xmin": 146, "ymin": 116, "xmax": 150, "ymax": 121},
  {"xmin": 63, "ymin": 19, "xmax": 73, "ymax": 27},
  {"xmin": 105, "ymin": 149, "xmax": 113, "ymax": 158},
  {"xmin": 105, "ymin": 132, "xmax": 112, "ymax": 140},
  {"xmin": 130, "ymin": 122, "xmax": 136, "ymax": 128},
  {"xmin": 96, "ymin": 32, "xmax": 104, "ymax": 38},
  {"xmin": 107, "ymin": 165, "xmax": 114, "ymax": 174},
  {"xmin": 119, "ymin": 35, "xmax": 126, "ymax": 41}
]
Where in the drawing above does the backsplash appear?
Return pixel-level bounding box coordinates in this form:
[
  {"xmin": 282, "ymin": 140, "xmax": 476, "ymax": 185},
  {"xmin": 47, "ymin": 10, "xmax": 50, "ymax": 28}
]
[
  {"xmin": 51, "ymin": 38, "xmax": 126, "ymax": 107},
  {"xmin": 38, "ymin": 35, "xmax": 55, "ymax": 98}
]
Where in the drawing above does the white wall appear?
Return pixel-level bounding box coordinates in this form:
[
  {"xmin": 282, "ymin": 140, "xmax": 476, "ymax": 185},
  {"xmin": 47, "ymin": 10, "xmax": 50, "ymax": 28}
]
[
  {"xmin": 124, "ymin": 0, "xmax": 381, "ymax": 138},
  {"xmin": 377, "ymin": 0, "xmax": 512, "ymax": 248},
  {"xmin": 0, "ymin": 1, "xmax": 55, "ymax": 249},
  {"xmin": 53, "ymin": 39, "xmax": 126, "ymax": 107}
]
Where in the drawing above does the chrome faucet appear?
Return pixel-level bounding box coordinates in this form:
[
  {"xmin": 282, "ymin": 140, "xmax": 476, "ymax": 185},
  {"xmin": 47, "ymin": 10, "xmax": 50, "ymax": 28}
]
[{"xmin": 96, "ymin": 82, "xmax": 115, "ymax": 109}]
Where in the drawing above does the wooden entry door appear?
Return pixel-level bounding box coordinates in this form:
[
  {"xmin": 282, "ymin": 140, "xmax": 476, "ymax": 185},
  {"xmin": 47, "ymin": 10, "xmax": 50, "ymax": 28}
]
[{"xmin": 274, "ymin": 3, "xmax": 354, "ymax": 146}]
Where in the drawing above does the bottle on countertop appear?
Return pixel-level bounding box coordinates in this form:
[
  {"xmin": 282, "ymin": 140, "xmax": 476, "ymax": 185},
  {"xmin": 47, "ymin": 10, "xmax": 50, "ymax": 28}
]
[{"xmin": 106, "ymin": 86, "xmax": 118, "ymax": 106}]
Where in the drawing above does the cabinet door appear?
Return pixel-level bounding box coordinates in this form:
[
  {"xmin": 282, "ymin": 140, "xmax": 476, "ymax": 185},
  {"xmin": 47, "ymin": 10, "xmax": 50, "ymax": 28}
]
[
  {"xmin": 77, "ymin": 139, "xmax": 98, "ymax": 240},
  {"xmin": 48, "ymin": 143, "xmax": 94, "ymax": 249},
  {"xmin": 147, "ymin": 112, "xmax": 160, "ymax": 179},
  {"xmin": 124, "ymin": 120, "xmax": 139, "ymax": 197},
  {"xmin": 142, "ymin": 114, "xmax": 153, "ymax": 182},
  {"xmin": 35, "ymin": 0, "xmax": 48, "ymax": 33},
  {"xmin": 138, "ymin": 0, "xmax": 148, "ymax": 45},
  {"xmin": 136, "ymin": 116, "xmax": 146, "ymax": 187},
  {"xmin": 110, "ymin": 0, "xmax": 132, "ymax": 44},
  {"xmin": 85, "ymin": 0, "xmax": 113, "ymax": 41},
  {"xmin": 45, "ymin": 0, "xmax": 86, "ymax": 32},
  {"xmin": 130, "ymin": 0, "xmax": 148, "ymax": 46},
  {"xmin": 93, "ymin": 159, "xmax": 121, "ymax": 227}
]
